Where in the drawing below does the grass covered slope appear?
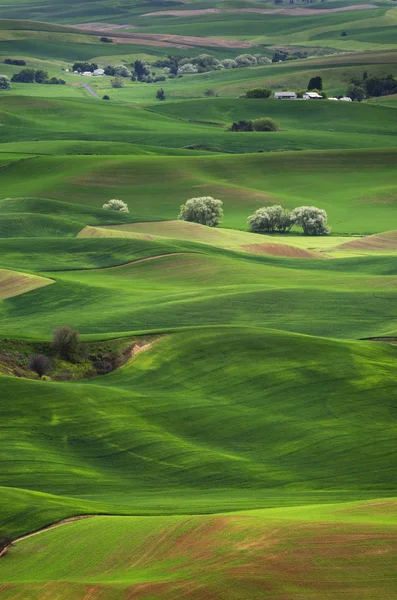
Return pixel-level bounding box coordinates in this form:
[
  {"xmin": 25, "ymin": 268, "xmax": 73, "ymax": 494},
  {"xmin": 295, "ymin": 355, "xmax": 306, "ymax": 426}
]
[
  {"xmin": 1, "ymin": 504, "xmax": 396, "ymax": 600},
  {"xmin": 0, "ymin": 329, "xmax": 396, "ymax": 517},
  {"xmin": 0, "ymin": 149, "xmax": 396, "ymax": 233}
]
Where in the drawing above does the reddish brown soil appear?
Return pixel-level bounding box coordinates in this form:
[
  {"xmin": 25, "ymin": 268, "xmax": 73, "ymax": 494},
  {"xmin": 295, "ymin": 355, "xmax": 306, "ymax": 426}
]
[
  {"xmin": 336, "ymin": 230, "xmax": 397, "ymax": 252},
  {"xmin": 142, "ymin": 4, "xmax": 376, "ymax": 16},
  {"xmin": 241, "ymin": 242, "xmax": 321, "ymax": 258}
]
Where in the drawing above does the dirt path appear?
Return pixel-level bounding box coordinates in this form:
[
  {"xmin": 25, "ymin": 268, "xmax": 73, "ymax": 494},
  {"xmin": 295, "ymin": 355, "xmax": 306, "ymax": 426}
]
[{"xmin": 83, "ymin": 82, "xmax": 100, "ymax": 99}]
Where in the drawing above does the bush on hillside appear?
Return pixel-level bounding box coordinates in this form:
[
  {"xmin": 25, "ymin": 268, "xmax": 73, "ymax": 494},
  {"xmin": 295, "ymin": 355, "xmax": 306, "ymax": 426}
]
[
  {"xmin": 178, "ymin": 196, "xmax": 223, "ymax": 227},
  {"xmin": 103, "ymin": 198, "xmax": 129, "ymax": 212},
  {"xmin": 0, "ymin": 75, "xmax": 10, "ymax": 90},
  {"xmin": 100, "ymin": 36, "xmax": 113, "ymax": 43},
  {"xmin": 252, "ymin": 117, "xmax": 279, "ymax": 131},
  {"xmin": 52, "ymin": 326, "xmax": 81, "ymax": 363},
  {"xmin": 245, "ymin": 88, "xmax": 272, "ymax": 99},
  {"xmin": 204, "ymin": 88, "xmax": 217, "ymax": 97},
  {"xmin": 28, "ymin": 354, "xmax": 52, "ymax": 378},
  {"xmin": 248, "ymin": 205, "xmax": 293, "ymax": 233},
  {"xmin": 291, "ymin": 206, "xmax": 329, "ymax": 235},
  {"xmin": 102, "ymin": 95, "xmax": 110, "ymax": 100}
]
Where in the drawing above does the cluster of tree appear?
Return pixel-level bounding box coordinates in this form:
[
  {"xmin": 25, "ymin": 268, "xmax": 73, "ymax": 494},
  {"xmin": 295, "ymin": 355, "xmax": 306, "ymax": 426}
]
[
  {"xmin": 4, "ymin": 58, "xmax": 26, "ymax": 66},
  {"xmin": 0, "ymin": 76, "xmax": 10, "ymax": 90},
  {"xmin": 229, "ymin": 118, "xmax": 279, "ymax": 132},
  {"xmin": 103, "ymin": 198, "xmax": 129, "ymax": 212},
  {"xmin": 105, "ymin": 60, "xmax": 165, "ymax": 85},
  {"xmin": 272, "ymin": 50, "xmax": 309, "ymax": 63},
  {"xmin": 154, "ymin": 53, "xmax": 270, "ymax": 78},
  {"xmin": 11, "ymin": 69, "xmax": 65, "ymax": 84},
  {"xmin": 72, "ymin": 62, "xmax": 98, "ymax": 72},
  {"xmin": 177, "ymin": 197, "xmax": 329, "ymax": 235},
  {"xmin": 248, "ymin": 205, "xmax": 329, "ymax": 235},
  {"xmin": 27, "ymin": 326, "xmax": 81, "ymax": 379},
  {"xmin": 245, "ymin": 88, "xmax": 272, "ymax": 98},
  {"xmin": 11, "ymin": 70, "xmax": 65, "ymax": 85},
  {"xmin": 347, "ymin": 71, "xmax": 397, "ymax": 100}
]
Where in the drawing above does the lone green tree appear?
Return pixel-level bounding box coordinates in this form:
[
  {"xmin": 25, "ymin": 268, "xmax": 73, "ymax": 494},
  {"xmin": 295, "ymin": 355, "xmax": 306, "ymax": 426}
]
[
  {"xmin": 308, "ymin": 76, "xmax": 323, "ymax": 91},
  {"xmin": 103, "ymin": 199, "xmax": 129, "ymax": 212},
  {"xmin": 179, "ymin": 196, "xmax": 223, "ymax": 227},
  {"xmin": 28, "ymin": 354, "xmax": 52, "ymax": 378}
]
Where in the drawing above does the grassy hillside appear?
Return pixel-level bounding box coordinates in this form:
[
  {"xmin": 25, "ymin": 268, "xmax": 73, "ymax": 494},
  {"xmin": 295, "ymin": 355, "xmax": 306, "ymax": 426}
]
[
  {"xmin": 1, "ymin": 504, "xmax": 396, "ymax": 600},
  {"xmin": 0, "ymin": 149, "xmax": 395, "ymax": 232},
  {"xmin": 0, "ymin": 329, "xmax": 396, "ymax": 534},
  {"xmin": 0, "ymin": 4, "xmax": 396, "ymax": 597}
]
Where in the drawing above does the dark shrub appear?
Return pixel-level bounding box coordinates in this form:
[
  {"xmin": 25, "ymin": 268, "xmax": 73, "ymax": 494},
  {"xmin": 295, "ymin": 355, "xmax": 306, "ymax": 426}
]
[{"xmin": 28, "ymin": 354, "xmax": 51, "ymax": 378}]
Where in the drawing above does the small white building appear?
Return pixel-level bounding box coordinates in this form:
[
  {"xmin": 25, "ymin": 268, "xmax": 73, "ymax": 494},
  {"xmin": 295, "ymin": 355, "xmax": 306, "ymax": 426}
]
[
  {"xmin": 82, "ymin": 71, "xmax": 92, "ymax": 77},
  {"xmin": 328, "ymin": 97, "xmax": 339, "ymax": 101},
  {"xmin": 303, "ymin": 92, "xmax": 322, "ymax": 100},
  {"xmin": 93, "ymin": 68, "xmax": 105, "ymax": 76},
  {"xmin": 274, "ymin": 91, "xmax": 297, "ymax": 100},
  {"xmin": 339, "ymin": 96, "xmax": 352, "ymax": 102}
]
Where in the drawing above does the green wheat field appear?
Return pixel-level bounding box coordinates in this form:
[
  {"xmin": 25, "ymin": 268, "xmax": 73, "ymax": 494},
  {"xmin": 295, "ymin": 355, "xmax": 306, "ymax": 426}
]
[{"xmin": 0, "ymin": 0, "xmax": 396, "ymax": 598}]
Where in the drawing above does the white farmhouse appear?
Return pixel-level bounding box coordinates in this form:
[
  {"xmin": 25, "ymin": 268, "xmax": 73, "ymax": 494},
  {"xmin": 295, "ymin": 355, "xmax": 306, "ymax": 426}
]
[
  {"xmin": 274, "ymin": 91, "xmax": 297, "ymax": 100},
  {"xmin": 303, "ymin": 92, "xmax": 322, "ymax": 100},
  {"xmin": 339, "ymin": 96, "xmax": 353, "ymax": 102},
  {"xmin": 93, "ymin": 68, "xmax": 105, "ymax": 76},
  {"xmin": 82, "ymin": 71, "xmax": 92, "ymax": 77}
]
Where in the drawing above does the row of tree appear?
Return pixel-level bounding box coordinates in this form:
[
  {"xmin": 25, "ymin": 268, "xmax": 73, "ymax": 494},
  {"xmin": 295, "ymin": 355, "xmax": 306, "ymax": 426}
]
[
  {"xmin": 178, "ymin": 197, "xmax": 329, "ymax": 235},
  {"xmin": 11, "ymin": 68, "xmax": 65, "ymax": 85}
]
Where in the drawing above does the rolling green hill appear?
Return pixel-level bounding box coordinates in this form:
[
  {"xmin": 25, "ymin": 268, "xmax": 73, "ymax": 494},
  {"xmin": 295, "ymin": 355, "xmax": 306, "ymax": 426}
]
[{"xmin": 0, "ymin": 3, "xmax": 396, "ymax": 598}]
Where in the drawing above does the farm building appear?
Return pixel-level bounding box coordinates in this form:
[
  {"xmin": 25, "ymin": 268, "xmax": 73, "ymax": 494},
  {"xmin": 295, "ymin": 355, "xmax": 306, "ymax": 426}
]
[
  {"xmin": 339, "ymin": 96, "xmax": 353, "ymax": 102},
  {"xmin": 303, "ymin": 92, "xmax": 323, "ymax": 100},
  {"xmin": 93, "ymin": 68, "xmax": 105, "ymax": 76},
  {"xmin": 274, "ymin": 92, "xmax": 297, "ymax": 100}
]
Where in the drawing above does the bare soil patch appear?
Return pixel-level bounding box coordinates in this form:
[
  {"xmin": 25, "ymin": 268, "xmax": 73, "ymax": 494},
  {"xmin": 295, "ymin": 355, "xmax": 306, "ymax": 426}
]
[
  {"xmin": 142, "ymin": 5, "xmax": 376, "ymax": 17},
  {"xmin": 241, "ymin": 242, "xmax": 320, "ymax": 259},
  {"xmin": 336, "ymin": 230, "xmax": 397, "ymax": 252}
]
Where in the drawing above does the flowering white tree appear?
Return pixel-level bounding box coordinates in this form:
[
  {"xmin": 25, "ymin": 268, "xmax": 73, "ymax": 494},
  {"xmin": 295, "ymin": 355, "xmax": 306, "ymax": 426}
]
[
  {"xmin": 178, "ymin": 63, "xmax": 198, "ymax": 75},
  {"xmin": 248, "ymin": 205, "xmax": 292, "ymax": 233},
  {"xmin": 178, "ymin": 196, "xmax": 223, "ymax": 227},
  {"xmin": 0, "ymin": 75, "xmax": 10, "ymax": 90},
  {"xmin": 103, "ymin": 199, "xmax": 129, "ymax": 213},
  {"xmin": 291, "ymin": 206, "xmax": 329, "ymax": 235},
  {"xmin": 220, "ymin": 59, "xmax": 237, "ymax": 69}
]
